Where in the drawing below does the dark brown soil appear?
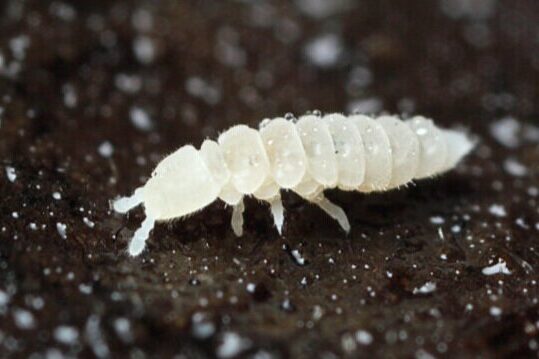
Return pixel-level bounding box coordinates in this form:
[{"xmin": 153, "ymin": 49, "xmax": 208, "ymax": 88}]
[{"xmin": 1, "ymin": 0, "xmax": 539, "ymax": 358}]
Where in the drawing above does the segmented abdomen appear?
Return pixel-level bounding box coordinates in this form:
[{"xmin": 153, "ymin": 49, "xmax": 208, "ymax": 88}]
[{"xmin": 213, "ymin": 113, "xmax": 467, "ymax": 203}]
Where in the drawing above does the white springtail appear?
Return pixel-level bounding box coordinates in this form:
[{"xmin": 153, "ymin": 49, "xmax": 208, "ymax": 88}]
[{"xmin": 113, "ymin": 113, "xmax": 475, "ymax": 256}]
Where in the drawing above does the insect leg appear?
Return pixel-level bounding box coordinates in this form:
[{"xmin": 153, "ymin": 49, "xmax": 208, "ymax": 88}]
[
  {"xmin": 113, "ymin": 187, "xmax": 144, "ymax": 213},
  {"xmin": 128, "ymin": 215, "xmax": 155, "ymax": 256},
  {"xmin": 312, "ymin": 193, "xmax": 350, "ymax": 233},
  {"xmin": 268, "ymin": 195, "xmax": 284, "ymax": 235},
  {"xmin": 231, "ymin": 198, "xmax": 245, "ymax": 237}
]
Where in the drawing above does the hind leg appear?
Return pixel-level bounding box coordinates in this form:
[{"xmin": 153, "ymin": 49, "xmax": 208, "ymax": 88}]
[{"xmin": 311, "ymin": 193, "xmax": 350, "ymax": 233}]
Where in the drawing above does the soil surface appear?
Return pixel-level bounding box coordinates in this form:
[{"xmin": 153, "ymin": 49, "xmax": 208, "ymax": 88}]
[{"xmin": 1, "ymin": 0, "xmax": 539, "ymax": 358}]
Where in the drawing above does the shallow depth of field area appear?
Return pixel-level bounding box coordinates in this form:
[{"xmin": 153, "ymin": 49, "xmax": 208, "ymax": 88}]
[{"xmin": 1, "ymin": 1, "xmax": 539, "ymax": 358}]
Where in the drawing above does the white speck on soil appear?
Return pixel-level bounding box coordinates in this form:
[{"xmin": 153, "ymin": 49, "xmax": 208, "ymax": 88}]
[
  {"xmin": 356, "ymin": 330, "xmax": 373, "ymax": 345},
  {"xmin": 489, "ymin": 306, "xmax": 502, "ymax": 316},
  {"xmin": 113, "ymin": 317, "xmax": 133, "ymax": 343},
  {"xmin": 482, "ymin": 260, "xmax": 511, "ymax": 275},
  {"xmin": 295, "ymin": 0, "xmax": 354, "ymax": 19},
  {"xmin": 430, "ymin": 216, "xmax": 445, "ymax": 224},
  {"xmin": 347, "ymin": 97, "xmax": 383, "ymax": 114},
  {"xmin": 79, "ymin": 283, "xmax": 93, "ymax": 294},
  {"xmin": 185, "ymin": 77, "xmax": 222, "ymax": 105},
  {"xmin": 133, "ymin": 36, "xmax": 156, "ymax": 64},
  {"xmin": 9, "ymin": 35, "xmax": 30, "ymax": 61},
  {"xmin": 5, "ymin": 166, "xmax": 16, "ymax": 182},
  {"xmin": 489, "ymin": 117, "xmax": 520, "ymax": 148},
  {"xmin": 217, "ymin": 332, "xmax": 252, "ymax": 358},
  {"xmin": 304, "ymin": 33, "xmax": 343, "ymax": 68},
  {"xmin": 129, "ymin": 106, "xmax": 154, "ymax": 131},
  {"xmin": 83, "ymin": 217, "xmax": 95, "ymax": 228},
  {"xmin": 85, "ymin": 315, "xmax": 110, "ymax": 358},
  {"xmin": 54, "ymin": 326, "xmax": 80, "ymax": 345},
  {"xmin": 98, "ymin": 141, "xmax": 114, "ymax": 158},
  {"xmin": 63, "ymin": 84, "xmax": 78, "ymax": 108},
  {"xmin": 413, "ymin": 282, "xmax": 437, "ymax": 294},
  {"xmin": 14, "ymin": 309, "xmax": 36, "ymax": 329},
  {"xmin": 56, "ymin": 222, "xmax": 67, "ymax": 239},
  {"xmin": 115, "ymin": 73, "xmax": 142, "ymax": 94},
  {"xmin": 488, "ymin": 204, "xmax": 507, "ymax": 218},
  {"xmin": 291, "ymin": 249, "xmax": 306, "ymax": 266},
  {"xmin": 0, "ymin": 289, "xmax": 10, "ymax": 306},
  {"xmin": 503, "ymin": 158, "xmax": 528, "ymax": 177},
  {"xmin": 246, "ymin": 283, "xmax": 256, "ymax": 293}
]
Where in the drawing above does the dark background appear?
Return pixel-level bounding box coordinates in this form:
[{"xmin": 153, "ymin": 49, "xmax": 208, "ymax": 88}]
[{"xmin": 1, "ymin": 0, "xmax": 539, "ymax": 358}]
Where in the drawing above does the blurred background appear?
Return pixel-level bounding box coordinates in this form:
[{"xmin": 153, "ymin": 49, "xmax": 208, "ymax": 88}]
[{"xmin": 1, "ymin": 0, "xmax": 538, "ymax": 358}]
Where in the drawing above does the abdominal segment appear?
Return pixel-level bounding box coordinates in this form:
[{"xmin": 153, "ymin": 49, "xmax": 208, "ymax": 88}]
[{"xmin": 216, "ymin": 113, "xmax": 472, "ymax": 198}]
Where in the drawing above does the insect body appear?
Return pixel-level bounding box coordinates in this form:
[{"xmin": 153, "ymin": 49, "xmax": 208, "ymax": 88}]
[{"xmin": 113, "ymin": 113, "xmax": 475, "ymax": 256}]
